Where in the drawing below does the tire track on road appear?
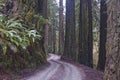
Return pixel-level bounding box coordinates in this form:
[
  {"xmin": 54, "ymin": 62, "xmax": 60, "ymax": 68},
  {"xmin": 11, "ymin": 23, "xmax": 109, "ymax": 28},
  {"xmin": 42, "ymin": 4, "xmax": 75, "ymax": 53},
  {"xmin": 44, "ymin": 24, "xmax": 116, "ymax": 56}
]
[
  {"xmin": 55, "ymin": 61, "xmax": 82, "ymax": 80},
  {"xmin": 24, "ymin": 61, "xmax": 60, "ymax": 80},
  {"xmin": 21, "ymin": 54, "xmax": 83, "ymax": 80}
]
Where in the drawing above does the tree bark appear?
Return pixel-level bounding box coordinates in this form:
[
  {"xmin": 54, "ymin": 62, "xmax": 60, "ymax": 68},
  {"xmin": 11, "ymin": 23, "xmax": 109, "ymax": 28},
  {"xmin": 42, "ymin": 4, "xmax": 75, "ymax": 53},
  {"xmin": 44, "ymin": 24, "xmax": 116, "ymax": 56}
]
[
  {"xmin": 97, "ymin": 0, "xmax": 107, "ymax": 71},
  {"xmin": 63, "ymin": 0, "xmax": 76, "ymax": 61},
  {"xmin": 59, "ymin": 0, "xmax": 64, "ymax": 55},
  {"xmin": 37, "ymin": 0, "xmax": 48, "ymax": 53},
  {"xmin": 104, "ymin": 0, "xmax": 120, "ymax": 80},
  {"xmin": 88, "ymin": 0, "xmax": 93, "ymax": 68},
  {"xmin": 78, "ymin": 0, "xmax": 93, "ymax": 67}
]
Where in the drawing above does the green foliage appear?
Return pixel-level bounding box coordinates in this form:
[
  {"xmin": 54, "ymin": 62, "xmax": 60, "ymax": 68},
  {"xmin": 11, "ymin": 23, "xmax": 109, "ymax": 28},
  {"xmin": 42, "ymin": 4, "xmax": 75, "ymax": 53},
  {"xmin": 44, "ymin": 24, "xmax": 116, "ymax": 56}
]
[
  {"xmin": 16, "ymin": 0, "xmax": 48, "ymax": 68},
  {"xmin": 0, "ymin": 0, "xmax": 6, "ymax": 9},
  {"xmin": 0, "ymin": 14, "xmax": 41, "ymax": 54},
  {"xmin": 0, "ymin": 0, "xmax": 47, "ymax": 72}
]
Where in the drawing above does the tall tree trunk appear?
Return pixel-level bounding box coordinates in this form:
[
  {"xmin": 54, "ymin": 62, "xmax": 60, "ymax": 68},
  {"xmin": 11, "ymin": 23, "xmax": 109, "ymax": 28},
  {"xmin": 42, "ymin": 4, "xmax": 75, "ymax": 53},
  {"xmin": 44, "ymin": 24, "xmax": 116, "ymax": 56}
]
[
  {"xmin": 104, "ymin": 0, "xmax": 120, "ymax": 80},
  {"xmin": 78, "ymin": 0, "xmax": 93, "ymax": 67},
  {"xmin": 88, "ymin": 0, "xmax": 93, "ymax": 68},
  {"xmin": 37, "ymin": 0, "xmax": 48, "ymax": 53},
  {"xmin": 37, "ymin": 0, "xmax": 47, "ymax": 18},
  {"xmin": 48, "ymin": 25, "xmax": 54, "ymax": 53},
  {"xmin": 53, "ymin": 28, "xmax": 56, "ymax": 53},
  {"xmin": 62, "ymin": 0, "xmax": 76, "ymax": 61},
  {"xmin": 59, "ymin": 0, "xmax": 64, "ymax": 54},
  {"xmin": 97, "ymin": 0, "xmax": 107, "ymax": 71}
]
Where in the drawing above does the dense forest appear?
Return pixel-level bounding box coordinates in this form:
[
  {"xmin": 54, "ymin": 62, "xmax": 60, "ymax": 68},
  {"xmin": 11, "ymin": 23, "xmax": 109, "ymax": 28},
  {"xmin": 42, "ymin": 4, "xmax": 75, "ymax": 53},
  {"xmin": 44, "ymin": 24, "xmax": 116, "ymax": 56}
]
[{"xmin": 0, "ymin": 0, "xmax": 119, "ymax": 80}]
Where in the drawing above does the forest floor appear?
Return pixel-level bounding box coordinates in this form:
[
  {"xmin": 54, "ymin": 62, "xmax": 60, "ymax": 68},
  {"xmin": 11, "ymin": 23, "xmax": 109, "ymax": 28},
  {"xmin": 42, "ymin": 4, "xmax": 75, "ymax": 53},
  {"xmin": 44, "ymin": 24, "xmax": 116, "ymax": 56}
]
[{"xmin": 0, "ymin": 54, "xmax": 103, "ymax": 80}]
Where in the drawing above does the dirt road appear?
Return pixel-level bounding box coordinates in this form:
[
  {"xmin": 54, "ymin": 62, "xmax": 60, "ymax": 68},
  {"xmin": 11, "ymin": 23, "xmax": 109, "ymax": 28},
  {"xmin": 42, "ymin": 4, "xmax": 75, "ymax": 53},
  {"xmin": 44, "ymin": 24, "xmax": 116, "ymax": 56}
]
[
  {"xmin": 21, "ymin": 54, "xmax": 83, "ymax": 80},
  {"xmin": 20, "ymin": 54, "xmax": 103, "ymax": 80}
]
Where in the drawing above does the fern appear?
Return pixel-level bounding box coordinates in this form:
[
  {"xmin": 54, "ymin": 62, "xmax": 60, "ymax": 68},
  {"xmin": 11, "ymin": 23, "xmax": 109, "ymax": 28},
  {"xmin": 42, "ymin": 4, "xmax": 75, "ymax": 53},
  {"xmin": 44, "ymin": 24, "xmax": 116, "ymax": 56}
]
[{"xmin": 0, "ymin": 14, "xmax": 41, "ymax": 54}]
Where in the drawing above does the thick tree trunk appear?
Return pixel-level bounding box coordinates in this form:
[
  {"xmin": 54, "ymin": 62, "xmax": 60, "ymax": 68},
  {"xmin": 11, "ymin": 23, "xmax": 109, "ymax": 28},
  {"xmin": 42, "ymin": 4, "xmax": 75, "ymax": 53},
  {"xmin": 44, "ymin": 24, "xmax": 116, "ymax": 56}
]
[
  {"xmin": 88, "ymin": 0, "xmax": 93, "ymax": 68},
  {"xmin": 63, "ymin": 0, "xmax": 76, "ymax": 61},
  {"xmin": 59, "ymin": 0, "xmax": 64, "ymax": 55},
  {"xmin": 104, "ymin": 0, "xmax": 120, "ymax": 80},
  {"xmin": 78, "ymin": 0, "xmax": 93, "ymax": 67},
  {"xmin": 37, "ymin": 0, "xmax": 48, "ymax": 53},
  {"xmin": 37, "ymin": 0, "xmax": 47, "ymax": 18},
  {"xmin": 97, "ymin": 0, "xmax": 107, "ymax": 71}
]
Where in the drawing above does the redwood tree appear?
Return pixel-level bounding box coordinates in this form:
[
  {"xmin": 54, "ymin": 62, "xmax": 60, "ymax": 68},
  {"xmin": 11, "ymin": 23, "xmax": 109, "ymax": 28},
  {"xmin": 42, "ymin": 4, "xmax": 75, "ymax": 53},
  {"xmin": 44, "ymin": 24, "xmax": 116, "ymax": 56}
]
[
  {"xmin": 97, "ymin": 0, "xmax": 107, "ymax": 71},
  {"xmin": 59, "ymin": 0, "xmax": 64, "ymax": 54},
  {"xmin": 37, "ymin": 0, "xmax": 48, "ymax": 53},
  {"xmin": 62, "ymin": 0, "xmax": 76, "ymax": 61},
  {"xmin": 78, "ymin": 0, "xmax": 93, "ymax": 67},
  {"xmin": 104, "ymin": 0, "xmax": 120, "ymax": 80}
]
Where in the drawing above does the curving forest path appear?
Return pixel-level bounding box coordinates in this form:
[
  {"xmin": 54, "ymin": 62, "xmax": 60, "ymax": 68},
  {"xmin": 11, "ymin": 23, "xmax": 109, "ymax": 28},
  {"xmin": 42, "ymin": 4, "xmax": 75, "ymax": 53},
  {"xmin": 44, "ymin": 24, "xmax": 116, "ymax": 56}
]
[{"xmin": 20, "ymin": 54, "xmax": 103, "ymax": 80}]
